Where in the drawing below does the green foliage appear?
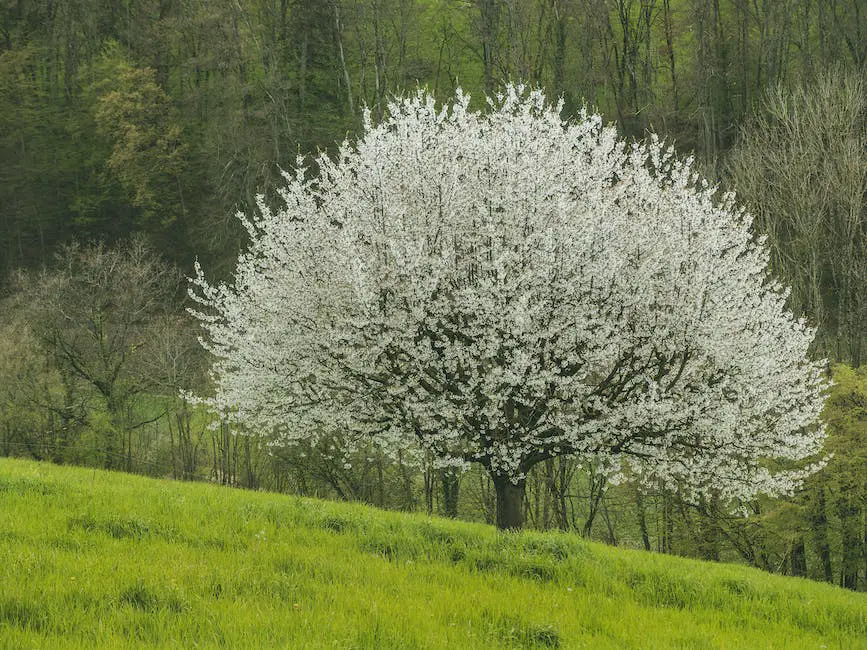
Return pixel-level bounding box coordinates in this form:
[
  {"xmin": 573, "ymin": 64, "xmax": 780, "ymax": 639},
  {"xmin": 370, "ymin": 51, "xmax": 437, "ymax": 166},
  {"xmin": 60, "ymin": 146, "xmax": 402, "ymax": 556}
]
[
  {"xmin": 0, "ymin": 45, "xmax": 82, "ymax": 272},
  {"xmin": 0, "ymin": 457, "xmax": 864, "ymax": 648},
  {"xmin": 815, "ymin": 364, "xmax": 867, "ymax": 588},
  {"xmin": 90, "ymin": 45, "xmax": 189, "ymax": 232},
  {"xmin": 1, "ymin": 0, "xmax": 863, "ymax": 277},
  {"xmin": 823, "ymin": 365, "xmax": 867, "ymax": 467},
  {"xmin": 0, "ymin": 320, "xmax": 72, "ymax": 463}
]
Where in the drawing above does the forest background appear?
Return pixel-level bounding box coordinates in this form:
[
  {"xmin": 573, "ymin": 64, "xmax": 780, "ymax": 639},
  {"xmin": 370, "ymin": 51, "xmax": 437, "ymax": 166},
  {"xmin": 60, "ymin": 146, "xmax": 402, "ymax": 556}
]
[{"xmin": 0, "ymin": 0, "xmax": 864, "ymax": 590}]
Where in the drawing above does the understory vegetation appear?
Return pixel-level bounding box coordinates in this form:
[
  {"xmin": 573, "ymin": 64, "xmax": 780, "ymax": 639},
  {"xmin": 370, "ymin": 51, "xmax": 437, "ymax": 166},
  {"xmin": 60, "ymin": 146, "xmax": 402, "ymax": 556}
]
[{"xmin": 1, "ymin": 457, "xmax": 864, "ymax": 648}]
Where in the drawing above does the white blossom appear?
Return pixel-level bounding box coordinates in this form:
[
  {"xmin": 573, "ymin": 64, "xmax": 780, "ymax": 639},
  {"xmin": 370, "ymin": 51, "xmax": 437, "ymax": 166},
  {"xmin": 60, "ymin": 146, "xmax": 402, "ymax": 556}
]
[{"xmin": 190, "ymin": 85, "xmax": 826, "ymax": 504}]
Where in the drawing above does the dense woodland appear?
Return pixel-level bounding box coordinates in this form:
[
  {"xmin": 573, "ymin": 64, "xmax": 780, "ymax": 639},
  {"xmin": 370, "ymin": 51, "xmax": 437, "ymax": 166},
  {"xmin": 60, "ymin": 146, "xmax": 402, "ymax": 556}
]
[{"xmin": 0, "ymin": 1, "xmax": 864, "ymax": 589}]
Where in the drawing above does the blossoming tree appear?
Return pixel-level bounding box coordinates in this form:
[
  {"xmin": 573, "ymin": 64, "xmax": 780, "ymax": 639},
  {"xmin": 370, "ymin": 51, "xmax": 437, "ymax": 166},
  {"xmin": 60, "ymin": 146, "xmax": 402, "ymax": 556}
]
[{"xmin": 191, "ymin": 86, "xmax": 826, "ymax": 529}]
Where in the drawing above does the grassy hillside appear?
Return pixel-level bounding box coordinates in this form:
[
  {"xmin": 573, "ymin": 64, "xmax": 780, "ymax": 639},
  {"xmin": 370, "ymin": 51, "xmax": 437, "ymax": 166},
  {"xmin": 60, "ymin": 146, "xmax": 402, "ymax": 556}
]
[{"xmin": 0, "ymin": 458, "xmax": 863, "ymax": 649}]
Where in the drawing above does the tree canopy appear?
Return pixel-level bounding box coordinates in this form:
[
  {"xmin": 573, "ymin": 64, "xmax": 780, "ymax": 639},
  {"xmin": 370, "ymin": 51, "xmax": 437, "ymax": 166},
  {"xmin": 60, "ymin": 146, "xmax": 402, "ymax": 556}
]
[{"xmin": 191, "ymin": 87, "xmax": 826, "ymax": 529}]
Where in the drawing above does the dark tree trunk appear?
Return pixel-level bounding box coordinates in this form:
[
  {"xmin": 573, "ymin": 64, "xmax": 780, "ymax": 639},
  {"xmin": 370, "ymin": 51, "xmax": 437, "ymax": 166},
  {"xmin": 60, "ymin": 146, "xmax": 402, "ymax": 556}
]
[
  {"xmin": 811, "ymin": 486, "xmax": 834, "ymax": 583},
  {"xmin": 493, "ymin": 474, "xmax": 526, "ymax": 530},
  {"xmin": 637, "ymin": 491, "xmax": 652, "ymax": 551},
  {"xmin": 699, "ymin": 497, "xmax": 721, "ymax": 562},
  {"xmin": 440, "ymin": 467, "xmax": 460, "ymax": 518},
  {"xmin": 104, "ymin": 396, "xmax": 123, "ymax": 471},
  {"xmin": 863, "ymin": 517, "xmax": 867, "ymax": 591},
  {"xmin": 397, "ymin": 448, "xmax": 416, "ymax": 511},
  {"xmin": 551, "ymin": 0, "xmax": 568, "ymax": 97},
  {"xmin": 423, "ymin": 455, "xmax": 434, "ymax": 515},
  {"xmin": 476, "ymin": 0, "xmax": 499, "ymax": 93},
  {"xmin": 837, "ymin": 492, "xmax": 861, "ymax": 590},
  {"xmin": 545, "ymin": 458, "xmax": 569, "ymax": 531},
  {"xmin": 790, "ymin": 537, "xmax": 807, "ymax": 578},
  {"xmin": 582, "ymin": 471, "xmax": 606, "ymax": 537}
]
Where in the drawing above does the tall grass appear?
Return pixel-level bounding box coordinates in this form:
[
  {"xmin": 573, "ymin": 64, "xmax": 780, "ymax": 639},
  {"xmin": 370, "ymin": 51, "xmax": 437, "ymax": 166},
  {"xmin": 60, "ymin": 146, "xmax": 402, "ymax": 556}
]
[{"xmin": 0, "ymin": 457, "xmax": 863, "ymax": 648}]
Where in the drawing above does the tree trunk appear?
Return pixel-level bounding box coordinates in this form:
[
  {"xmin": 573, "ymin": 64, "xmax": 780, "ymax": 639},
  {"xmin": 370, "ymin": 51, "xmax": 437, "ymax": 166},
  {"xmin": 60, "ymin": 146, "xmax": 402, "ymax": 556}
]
[
  {"xmin": 332, "ymin": 0, "xmax": 355, "ymax": 114},
  {"xmin": 790, "ymin": 537, "xmax": 807, "ymax": 578},
  {"xmin": 493, "ymin": 474, "xmax": 526, "ymax": 530},
  {"xmin": 837, "ymin": 492, "xmax": 861, "ymax": 590},
  {"xmin": 423, "ymin": 455, "xmax": 434, "ymax": 515},
  {"xmin": 811, "ymin": 486, "xmax": 834, "ymax": 582},
  {"xmin": 543, "ymin": 458, "xmax": 570, "ymax": 531},
  {"xmin": 169, "ymin": 417, "xmax": 177, "ymax": 480},
  {"xmin": 375, "ymin": 449, "xmax": 385, "ymax": 506},
  {"xmin": 637, "ymin": 491, "xmax": 651, "ymax": 551},
  {"xmin": 583, "ymin": 470, "xmax": 606, "ymax": 537},
  {"xmin": 104, "ymin": 396, "xmax": 124, "ymax": 470},
  {"xmin": 698, "ymin": 496, "xmax": 721, "ymax": 562},
  {"xmin": 397, "ymin": 448, "xmax": 416, "ymax": 510},
  {"xmin": 662, "ymin": 0, "xmax": 679, "ymax": 112},
  {"xmin": 863, "ymin": 515, "xmax": 867, "ymax": 591},
  {"xmin": 476, "ymin": 0, "xmax": 498, "ymax": 93},
  {"xmin": 440, "ymin": 467, "xmax": 460, "ymax": 518},
  {"xmin": 551, "ymin": 0, "xmax": 568, "ymax": 97}
]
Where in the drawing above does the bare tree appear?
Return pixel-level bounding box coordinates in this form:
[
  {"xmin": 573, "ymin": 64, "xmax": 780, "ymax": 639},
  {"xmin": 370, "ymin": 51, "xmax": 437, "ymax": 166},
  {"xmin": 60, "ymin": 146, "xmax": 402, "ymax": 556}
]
[
  {"xmin": 729, "ymin": 69, "xmax": 866, "ymax": 366},
  {"xmin": 14, "ymin": 237, "xmax": 186, "ymax": 470}
]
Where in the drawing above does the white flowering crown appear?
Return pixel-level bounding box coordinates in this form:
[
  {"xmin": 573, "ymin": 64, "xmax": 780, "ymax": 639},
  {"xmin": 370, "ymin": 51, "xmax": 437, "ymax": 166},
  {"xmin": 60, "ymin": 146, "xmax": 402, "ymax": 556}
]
[{"xmin": 190, "ymin": 85, "xmax": 826, "ymax": 501}]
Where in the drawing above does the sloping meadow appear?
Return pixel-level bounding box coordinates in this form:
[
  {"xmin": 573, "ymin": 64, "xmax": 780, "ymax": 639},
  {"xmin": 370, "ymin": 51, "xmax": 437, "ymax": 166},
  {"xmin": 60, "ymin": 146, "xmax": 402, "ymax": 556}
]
[{"xmin": 0, "ymin": 458, "xmax": 863, "ymax": 648}]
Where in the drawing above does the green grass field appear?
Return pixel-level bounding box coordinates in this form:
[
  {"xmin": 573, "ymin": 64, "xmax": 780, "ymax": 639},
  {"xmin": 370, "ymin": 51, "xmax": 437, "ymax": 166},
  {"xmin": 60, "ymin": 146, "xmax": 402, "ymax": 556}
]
[{"xmin": 0, "ymin": 457, "xmax": 864, "ymax": 649}]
